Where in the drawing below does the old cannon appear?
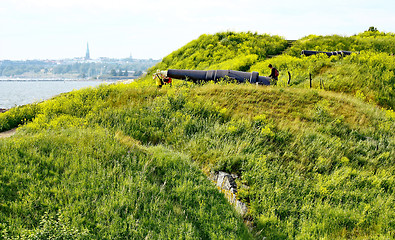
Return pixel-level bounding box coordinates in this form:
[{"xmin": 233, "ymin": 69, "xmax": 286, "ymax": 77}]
[
  {"xmin": 301, "ymin": 50, "xmax": 353, "ymax": 57},
  {"xmin": 161, "ymin": 69, "xmax": 272, "ymax": 85}
]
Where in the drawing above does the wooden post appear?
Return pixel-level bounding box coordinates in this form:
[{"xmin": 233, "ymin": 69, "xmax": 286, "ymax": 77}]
[
  {"xmin": 287, "ymin": 71, "xmax": 291, "ymax": 85},
  {"xmin": 309, "ymin": 73, "xmax": 312, "ymax": 88}
]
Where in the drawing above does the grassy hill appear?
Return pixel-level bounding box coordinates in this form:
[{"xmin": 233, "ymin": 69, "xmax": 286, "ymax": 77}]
[
  {"xmin": 150, "ymin": 30, "xmax": 395, "ymax": 110},
  {"xmin": 0, "ymin": 30, "xmax": 394, "ymax": 239}
]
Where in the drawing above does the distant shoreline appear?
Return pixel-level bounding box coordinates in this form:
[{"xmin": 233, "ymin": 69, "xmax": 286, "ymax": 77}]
[
  {"xmin": 0, "ymin": 78, "xmax": 121, "ymax": 82},
  {"xmin": 0, "ymin": 76, "xmax": 138, "ymax": 82}
]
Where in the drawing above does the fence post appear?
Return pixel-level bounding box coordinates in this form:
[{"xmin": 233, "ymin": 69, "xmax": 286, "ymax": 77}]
[
  {"xmin": 309, "ymin": 73, "xmax": 312, "ymax": 88},
  {"xmin": 287, "ymin": 71, "xmax": 291, "ymax": 85}
]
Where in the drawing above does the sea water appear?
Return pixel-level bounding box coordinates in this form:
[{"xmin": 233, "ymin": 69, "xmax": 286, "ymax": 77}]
[{"xmin": 0, "ymin": 80, "xmax": 110, "ymax": 109}]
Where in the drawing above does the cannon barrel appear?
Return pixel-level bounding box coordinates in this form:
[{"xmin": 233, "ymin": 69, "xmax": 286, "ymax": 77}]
[
  {"xmin": 301, "ymin": 50, "xmax": 353, "ymax": 57},
  {"xmin": 166, "ymin": 69, "xmax": 271, "ymax": 85}
]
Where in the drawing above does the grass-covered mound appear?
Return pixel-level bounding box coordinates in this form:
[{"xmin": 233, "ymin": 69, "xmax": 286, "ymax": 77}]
[
  {"xmin": 252, "ymin": 30, "xmax": 395, "ymax": 110},
  {"xmin": 0, "ymin": 122, "xmax": 251, "ymax": 239},
  {"xmin": 155, "ymin": 31, "xmax": 287, "ymax": 71},
  {"xmin": 149, "ymin": 30, "xmax": 395, "ymax": 110},
  {"xmin": 1, "ymin": 81, "xmax": 394, "ymax": 239}
]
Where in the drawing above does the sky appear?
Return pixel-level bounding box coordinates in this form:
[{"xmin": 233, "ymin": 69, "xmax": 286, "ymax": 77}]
[{"xmin": 1, "ymin": 0, "xmax": 395, "ymax": 60}]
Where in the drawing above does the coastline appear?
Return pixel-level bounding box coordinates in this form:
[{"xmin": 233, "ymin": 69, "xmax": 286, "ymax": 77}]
[
  {"xmin": 0, "ymin": 78, "xmax": 110, "ymax": 81},
  {"xmin": 0, "ymin": 80, "xmax": 114, "ymax": 109},
  {"xmin": 0, "ymin": 75, "xmax": 137, "ymax": 82}
]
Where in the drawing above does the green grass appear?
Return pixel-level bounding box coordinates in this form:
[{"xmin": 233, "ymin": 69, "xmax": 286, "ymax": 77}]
[
  {"xmin": 1, "ymin": 81, "xmax": 393, "ymax": 239},
  {"xmin": 0, "ymin": 127, "xmax": 251, "ymax": 239},
  {"xmin": 1, "ymin": 30, "xmax": 395, "ymax": 239}
]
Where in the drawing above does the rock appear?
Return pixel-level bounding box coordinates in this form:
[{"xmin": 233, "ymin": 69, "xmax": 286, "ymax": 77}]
[
  {"xmin": 211, "ymin": 171, "xmax": 248, "ymax": 216},
  {"xmin": 235, "ymin": 199, "xmax": 248, "ymax": 216},
  {"xmin": 216, "ymin": 171, "xmax": 238, "ymax": 193}
]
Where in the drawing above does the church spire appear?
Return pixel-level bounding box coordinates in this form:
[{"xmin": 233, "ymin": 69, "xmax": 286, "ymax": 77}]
[{"xmin": 85, "ymin": 42, "xmax": 90, "ymax": 60}]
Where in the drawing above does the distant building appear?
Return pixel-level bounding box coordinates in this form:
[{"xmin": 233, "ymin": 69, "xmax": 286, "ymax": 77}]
[{"xmin": 85, "ymin": 42, "xmax": 90, "ymax": 60}]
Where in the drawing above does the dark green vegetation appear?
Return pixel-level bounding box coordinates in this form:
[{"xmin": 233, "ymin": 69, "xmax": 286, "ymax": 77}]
[
  {"xmin": 156, "ymin": 31, "xmax": 288, "ymax": 71},
  {"xmin": 0, "ymin": 29, "xmax": 394, "ymax": 239}
]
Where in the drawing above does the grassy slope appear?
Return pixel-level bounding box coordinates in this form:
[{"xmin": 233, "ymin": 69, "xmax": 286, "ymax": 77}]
[
  {"xmin": 0, "ymin": 84, "xmax": 253, "ymax": 239},
  {"xmin": 0, "ymin": 82, "xmax": 394, "ymax": 239},
  {"xmin": 251, "ymin": 32, "xmax": 395, "ymax": 110},
  {"xmin": 0, "ymin": 106, "xmax": 252, "ymax": 239},
  {"xmin": 149, "ymin": 30, "xmax": 395, "ymax": 110},
  {"xmin": 0, "ymin": 31, "xmax": 394, "ymax": 239}
]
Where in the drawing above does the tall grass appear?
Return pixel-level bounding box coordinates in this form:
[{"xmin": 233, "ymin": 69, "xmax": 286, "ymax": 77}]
[
  {"xmin": 0, "ymin": 126, "xmax": 251, "ymax": 239},
  {"xmin": 1, "ymin": 30, "xmax": 395, "ymax": 239},
  {"xmin": 1, "ymin": 81, "xmax": 392, "ymax": 239}
]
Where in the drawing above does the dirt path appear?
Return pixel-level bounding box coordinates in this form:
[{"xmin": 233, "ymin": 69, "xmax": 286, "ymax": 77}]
[{"xmin": 0, "ymin": 128, "xmax": 17, "ymax": 139}]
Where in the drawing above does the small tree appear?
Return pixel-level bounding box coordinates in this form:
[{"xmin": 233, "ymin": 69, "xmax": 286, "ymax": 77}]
[
  {"xmin": 110, "ymin": 69, "xmax": 117, "ymax": 76},
  {"xmin": 368, "ymin": 26, "xmax": 378, "ymax": 32}
]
